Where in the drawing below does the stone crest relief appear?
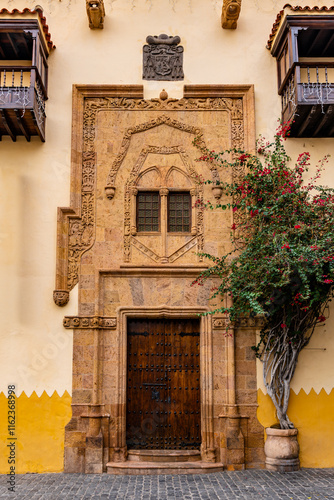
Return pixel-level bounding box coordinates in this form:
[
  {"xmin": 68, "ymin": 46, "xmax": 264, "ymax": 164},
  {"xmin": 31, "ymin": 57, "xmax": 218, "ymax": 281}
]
[{"xmin": 143, "ymin": 34, "xmax": 184, "ymax": 81}]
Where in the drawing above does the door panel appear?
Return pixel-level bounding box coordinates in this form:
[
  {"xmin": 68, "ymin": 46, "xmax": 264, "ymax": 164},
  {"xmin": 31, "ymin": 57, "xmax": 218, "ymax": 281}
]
[{"xmin": 126, "ymin": 318, "xmax": 201, "ymax": 450}]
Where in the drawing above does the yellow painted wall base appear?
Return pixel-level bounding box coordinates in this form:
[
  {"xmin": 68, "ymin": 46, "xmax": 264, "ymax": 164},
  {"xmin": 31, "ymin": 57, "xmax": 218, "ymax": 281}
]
[
  {"xmin": 0, "ymin": 391, "xmax": 71, "ymax": 473},
  {"xmin": 258, "ymin": 388, "xmax": 334, "ymax": 468},
  {"xmin": 1, "ymin": 389, "xmax": 333, "ymax": 471}
]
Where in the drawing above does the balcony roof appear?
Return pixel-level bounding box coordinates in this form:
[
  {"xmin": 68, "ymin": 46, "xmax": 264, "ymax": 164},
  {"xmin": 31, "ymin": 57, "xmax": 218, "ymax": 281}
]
[
  {"xmin": 0, "ymin": 7, "xmax": 55, "ymax": 54},
  {"xmin": 267, "ymin": 4, "xmax": 334, "ymax": 52}
]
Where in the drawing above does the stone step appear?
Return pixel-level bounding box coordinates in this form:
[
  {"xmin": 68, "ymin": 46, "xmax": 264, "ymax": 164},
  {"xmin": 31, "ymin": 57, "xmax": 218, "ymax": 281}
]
[
  {"xmin": 106, "ymin": 461, "xmax": 224, "ymax": 475},
  {"xmin": 127, "ymin": 449, "xmax": 201, "ymax": 462}
]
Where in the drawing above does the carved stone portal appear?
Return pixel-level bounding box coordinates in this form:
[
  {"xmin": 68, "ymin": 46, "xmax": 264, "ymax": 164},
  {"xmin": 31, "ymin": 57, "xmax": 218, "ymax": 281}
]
[{"xmin": 143, "ymin": 34, "xmax": 184, "ymax": 81}]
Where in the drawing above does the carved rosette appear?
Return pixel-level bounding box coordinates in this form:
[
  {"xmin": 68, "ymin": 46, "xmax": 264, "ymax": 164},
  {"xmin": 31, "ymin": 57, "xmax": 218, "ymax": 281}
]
[
  {"xmin": 212, "ymin": 316, "xmax": 265, "ymax": 329},
  {"xmin": 63, "ymin": 316, "xmax": 117, "ymax": 329}
]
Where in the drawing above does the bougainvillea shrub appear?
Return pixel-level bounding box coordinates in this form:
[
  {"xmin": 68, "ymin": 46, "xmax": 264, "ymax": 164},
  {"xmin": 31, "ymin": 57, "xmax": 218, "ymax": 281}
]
[{"xmin": 193, "ymin": 124, "xmax": 334, "ymax": 429}]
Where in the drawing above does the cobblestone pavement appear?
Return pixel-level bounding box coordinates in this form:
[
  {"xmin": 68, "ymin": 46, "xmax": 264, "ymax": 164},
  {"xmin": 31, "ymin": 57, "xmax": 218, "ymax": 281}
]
[{"xmin": 1, "ymin": 469, "xmax": 334, "ymax": 500}]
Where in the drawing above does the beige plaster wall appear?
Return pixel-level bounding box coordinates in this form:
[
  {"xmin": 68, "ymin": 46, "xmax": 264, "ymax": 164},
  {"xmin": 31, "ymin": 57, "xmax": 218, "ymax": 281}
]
[{"xmin": 0, "ymin": 0, "xmax": 334, "ymax": 398}]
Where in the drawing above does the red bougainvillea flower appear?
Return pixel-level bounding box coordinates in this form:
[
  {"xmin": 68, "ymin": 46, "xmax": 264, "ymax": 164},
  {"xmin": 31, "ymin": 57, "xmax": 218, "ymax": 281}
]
[
  {"xmin": 318, "ymin": 316, "xmax": 326, "ymax": 323},
  {"xmin": 323, "ymin": 279, "xmax": 333, "ymax": 284},
  {"xmin": 231, "ymin": 223, "xmax": 237, "ymax": 230},
  {"xmin": 238, "ymin": 154, "xmax": 250, "ymax": 164},
  {"xmin": 281, "ymin": 323, "xmax": 287, "ymax": 328},
  {"xmin": 294, "ymin": 225, "xmax": 301, "ymax": 229},
  {"xmin": 281, "ymin": 244, "xmax": 290, "ymax": 250}
]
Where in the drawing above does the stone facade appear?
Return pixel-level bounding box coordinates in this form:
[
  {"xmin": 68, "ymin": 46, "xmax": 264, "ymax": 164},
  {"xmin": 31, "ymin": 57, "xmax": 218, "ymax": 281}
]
[{"xmin": 57, "ymin": 85, "xmax": 264, "ymax": 472}]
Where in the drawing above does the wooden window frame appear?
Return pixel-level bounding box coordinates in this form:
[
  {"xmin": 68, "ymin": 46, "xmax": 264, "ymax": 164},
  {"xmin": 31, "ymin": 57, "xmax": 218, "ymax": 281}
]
[
  {"xmin": 136, "ymin": 190, "xmax": 161, "ymax": 233},
  {"xmin": 167, "ymin": 191, "xmax": 191, "ymax": 233}
]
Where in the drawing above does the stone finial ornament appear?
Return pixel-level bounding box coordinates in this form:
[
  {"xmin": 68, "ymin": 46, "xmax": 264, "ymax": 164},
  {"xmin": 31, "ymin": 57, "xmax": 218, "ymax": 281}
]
[
  {"xmin": 221, "ymin": 0, "xmax": 241, "ymax": 29},
  {"xmin": 86, "ymin": 0, "xmax": 105, "ymax": 29},
  {"xmin": 160, "ymin": 89, "xmax": 168, "ymax": 101},
  {"xmin": 143, "ymin": 34, "xmax": 184, "ymax": 81}
]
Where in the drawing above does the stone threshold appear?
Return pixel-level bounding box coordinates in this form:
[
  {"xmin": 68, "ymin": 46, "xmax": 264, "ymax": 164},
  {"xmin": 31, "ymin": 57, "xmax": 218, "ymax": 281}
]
[
  {"xmin": 106, "ymin": 461, "xmax": 224, "ymax": 475},
  {"xmin": 127, "ymin": 449, "xmax": 201, "ymax": 462}
]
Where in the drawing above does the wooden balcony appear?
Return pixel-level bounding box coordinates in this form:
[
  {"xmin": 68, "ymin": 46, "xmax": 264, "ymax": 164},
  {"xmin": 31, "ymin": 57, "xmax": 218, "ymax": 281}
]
[
  {"xmin": 281, "ymin": 62, "xmax": 334, "ymax": 137},
  {"xmin": 0, "ymin": 66, "xmax": 46, "ymax": 141}
]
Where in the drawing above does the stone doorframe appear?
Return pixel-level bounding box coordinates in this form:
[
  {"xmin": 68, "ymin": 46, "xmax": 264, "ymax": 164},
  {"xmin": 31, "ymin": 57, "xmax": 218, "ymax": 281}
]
[{"xmin": 113, "ymin": 306, "xmax": 216, "ymax": 463}]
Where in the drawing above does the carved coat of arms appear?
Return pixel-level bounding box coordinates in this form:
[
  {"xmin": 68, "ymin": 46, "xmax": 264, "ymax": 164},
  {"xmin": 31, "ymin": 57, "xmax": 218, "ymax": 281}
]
[{"xmin": 143, "ymin": 34, "xmax": 184, "ymax": 81}]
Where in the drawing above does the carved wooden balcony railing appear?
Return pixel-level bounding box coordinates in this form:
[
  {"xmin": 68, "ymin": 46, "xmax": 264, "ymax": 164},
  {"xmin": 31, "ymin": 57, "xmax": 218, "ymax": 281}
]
[
  {"xmin": 280, "ymin": 62, "xmax": 334, "ymax": 137},
  {"xmin": 0, "ymin": 66, "xmax": 47, "ymax": 141}
]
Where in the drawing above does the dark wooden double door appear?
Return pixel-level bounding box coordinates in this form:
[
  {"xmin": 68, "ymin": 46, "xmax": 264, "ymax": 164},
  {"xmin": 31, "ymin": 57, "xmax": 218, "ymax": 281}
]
[{"xmin": 126, "ymin": 318, "xmax": 201, "ymax": 450}]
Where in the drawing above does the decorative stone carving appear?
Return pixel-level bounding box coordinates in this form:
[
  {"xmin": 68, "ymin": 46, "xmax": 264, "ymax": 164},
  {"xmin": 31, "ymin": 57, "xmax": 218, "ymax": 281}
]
[
  {"xmin": 86, "ymin": 0, "xmax": 105, "ymax": 29},
  {"xmin": 160, "ymin": 89, "xmax": 168, "ymax": 100},
  {"xmin": 213, "ymin": 316, "xmax": 265, "ymax": 329},
  {"xmin": 212, "ymin": 317, "xmax": 229, "ymax": 329},
  {"xmin": 201, "ymin": 447, "xmax": 217, "ymax": 463},
  {"xmin": 122, "ymin": 143, "xmax": 204, "ymax": 264},
  {"xmin": 221, "ymin": 0, "xmax": 242, "ymax": 29},
  {"xmin": 212, "ymin": 185, "xmax": 223, "ymax": 200},
  {"xmin": 143, "ymin": 34, "xmax": 184, "ymax": 81},
  {"xmin": 63, "ymin": 316, "xmax": 117, "ymax": 329},
  {"xmin": 111, "ymin": 447, "xmax": 128, "ymax": 463},
  {"xmin": 55, "ymin": 86, "xmax": 251, "ymax": 306},
  {"xmin": 105, "ymin": 186, "xmax": 115, "ymax": 199},
  {"xmin": 53, "ymin": 290, "xmax": 70, "ymax": 307},
  {"xmin": 131, "ymin": 237, "xmax": 160, "ymax": 263},
  {"xmin": 60, "ymin": 86, "xmax": 260, "ymax": 474}
]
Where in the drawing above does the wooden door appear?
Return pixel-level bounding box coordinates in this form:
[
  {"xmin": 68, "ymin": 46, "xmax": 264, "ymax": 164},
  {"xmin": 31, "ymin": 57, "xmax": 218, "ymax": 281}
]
[{"xmin": 126, "ymin": 318, "xmax": 201, "ymax": 450}]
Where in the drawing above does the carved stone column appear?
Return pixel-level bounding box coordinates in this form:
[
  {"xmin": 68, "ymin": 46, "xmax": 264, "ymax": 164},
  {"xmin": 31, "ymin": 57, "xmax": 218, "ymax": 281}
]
[
  {"xmin": 84, "ymin": 328, "xmax": 105, "ymax": 473},
  {"xmin": 228, "ymin": 324, "xmax": 246, "ymax": 468},
  {"xmin": 221, "ymin": 322, "xmax": 245, "ymax": 469},
  {"xmin": 190, "ymin": 187, "xmax": 197, "ymax": 236},
  {"xmin": 160, "ymin": 187, "xmax": 169, "ymax": 263},
  {"xmin": 130, "ymin": 187, "xmax": 138, "ymax": 236}
]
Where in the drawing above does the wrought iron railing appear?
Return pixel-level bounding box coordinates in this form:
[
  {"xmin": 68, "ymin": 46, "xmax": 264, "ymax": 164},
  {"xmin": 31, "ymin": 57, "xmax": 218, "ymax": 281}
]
[
  {"xmin": 281, "ymin": 62, "xmax": 334, "ymax": 121},
  {"xmin": 0, "ymin": 66, "xmax": 47, "ymax": 120}
]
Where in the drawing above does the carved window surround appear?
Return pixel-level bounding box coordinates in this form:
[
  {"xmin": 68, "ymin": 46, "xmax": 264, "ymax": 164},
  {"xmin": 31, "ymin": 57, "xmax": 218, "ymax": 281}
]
[
  {"xmin": 130, "ymin": 187, "xmax": 197, "ymax": 264},
  {"xmin": 132, "ymin": 188, "xmax": 196, "ymax": 236},
  {"xmin": 53, "ymin": 84, "xmax": 255, "ymax": 306}
]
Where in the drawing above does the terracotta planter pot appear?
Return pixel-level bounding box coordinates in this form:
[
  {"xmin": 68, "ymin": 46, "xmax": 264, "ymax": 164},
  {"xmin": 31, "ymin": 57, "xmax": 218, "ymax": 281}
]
[{"xmin": 264, "ymin": 427, "xmax": 300, "ymax": 472}]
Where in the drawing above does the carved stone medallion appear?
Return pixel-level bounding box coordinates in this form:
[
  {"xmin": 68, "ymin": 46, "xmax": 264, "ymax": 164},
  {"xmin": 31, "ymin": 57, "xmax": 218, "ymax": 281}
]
[{"xmin": 143, "ymin": 34, "xmax": 184, "ymax": 81}]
